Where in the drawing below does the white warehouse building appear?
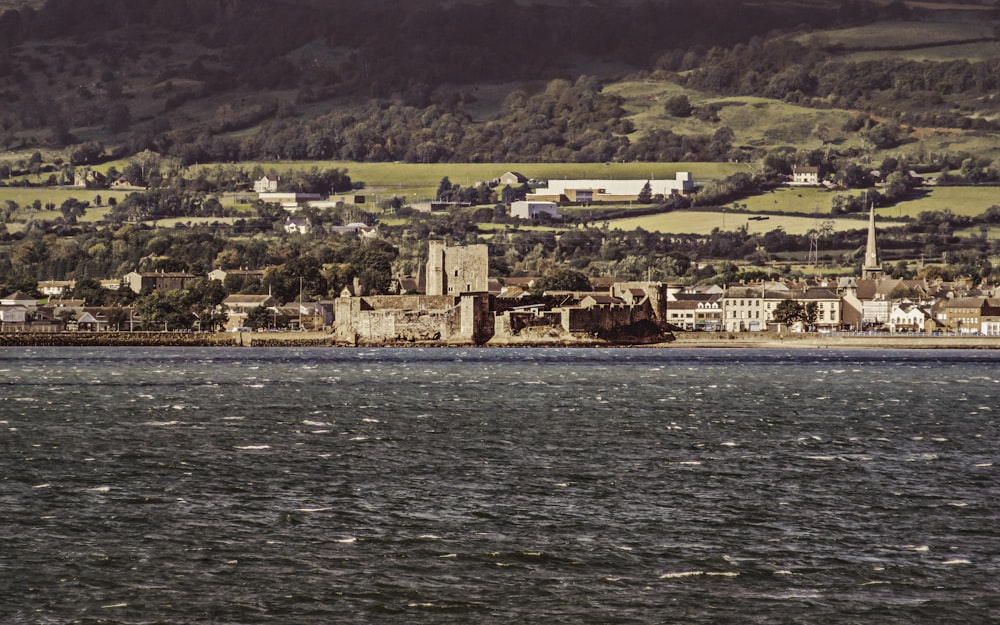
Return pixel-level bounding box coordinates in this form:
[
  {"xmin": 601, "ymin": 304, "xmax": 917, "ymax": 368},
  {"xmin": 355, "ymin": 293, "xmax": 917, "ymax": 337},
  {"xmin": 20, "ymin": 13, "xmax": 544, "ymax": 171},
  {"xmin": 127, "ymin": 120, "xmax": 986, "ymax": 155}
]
[
  {"xmin": 527, "ymin": 172, "xmax": 694, "ymax": 202},
  {"xmin": 511, "ymin": 200, "xmax": 560, "ymax": 220}
]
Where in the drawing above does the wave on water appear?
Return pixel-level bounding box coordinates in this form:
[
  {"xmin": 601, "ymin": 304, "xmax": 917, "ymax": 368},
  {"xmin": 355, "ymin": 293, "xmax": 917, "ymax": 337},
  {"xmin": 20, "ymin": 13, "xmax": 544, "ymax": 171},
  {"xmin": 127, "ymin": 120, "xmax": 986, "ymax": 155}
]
[{"xmin": 3, "ymin": 347, "xmax": 997, "ymax": 625}]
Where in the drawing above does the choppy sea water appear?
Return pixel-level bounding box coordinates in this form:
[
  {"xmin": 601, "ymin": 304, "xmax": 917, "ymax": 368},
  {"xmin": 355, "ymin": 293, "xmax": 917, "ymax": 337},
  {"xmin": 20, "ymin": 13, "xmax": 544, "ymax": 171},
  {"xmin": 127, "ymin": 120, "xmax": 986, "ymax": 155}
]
[{"xmin": 1, "ymin": 347, "xmax": 997, "ymax": 624}]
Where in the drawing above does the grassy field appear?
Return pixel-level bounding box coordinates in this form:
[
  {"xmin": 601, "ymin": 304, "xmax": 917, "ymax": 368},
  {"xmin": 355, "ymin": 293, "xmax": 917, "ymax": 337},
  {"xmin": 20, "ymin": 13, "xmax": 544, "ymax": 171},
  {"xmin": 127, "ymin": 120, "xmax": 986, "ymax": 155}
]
[
  {"xmin": 604, "ymin": 82, "xmax": 862, "ymax": 152},
  {"xmin": 731, "ymin": 185, "xmax": 1000, "ymax": 219},
  {"xmin": 0, "ymin": 187, "xmax": 132, "ymax": 208},
  {"xmin": 797, "ymin": 20, "xmax": 995, "ymax": 50},
  {"xmin": 889, "ymin": 186, "xmax": 1000, "ymax": 218},
  {"xmin": 737, "ymin": 187, "xmax": 840, "ymax": 215},
  {"xmin": 844, "ymin": 40, "xmax": 1000, "ymax": 62},
  {"xmin": 197, "ymin": 161, "xmax": 746, "ymax": 202},
  {"xmin": 605, "ymin": 210, "xmax": 869, "ymax": 236}
]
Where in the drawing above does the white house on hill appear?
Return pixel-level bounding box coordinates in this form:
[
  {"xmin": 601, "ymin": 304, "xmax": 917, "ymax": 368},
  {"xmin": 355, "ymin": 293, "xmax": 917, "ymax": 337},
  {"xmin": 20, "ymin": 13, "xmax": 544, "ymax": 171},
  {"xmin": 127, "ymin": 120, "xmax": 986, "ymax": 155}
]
[{"xmin": 253, "ymin": 175, "xmax": 280, "ymax": 192}]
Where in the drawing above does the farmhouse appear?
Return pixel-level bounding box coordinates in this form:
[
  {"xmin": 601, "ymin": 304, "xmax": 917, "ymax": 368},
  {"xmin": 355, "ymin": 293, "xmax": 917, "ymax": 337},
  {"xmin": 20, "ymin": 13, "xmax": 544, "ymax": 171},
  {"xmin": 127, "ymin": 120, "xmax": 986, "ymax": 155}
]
[
  {"xmin": 253, "ymin": 175, "xmax": 280, "ymax": 192},
  {"xmin": 791, "ymin": 166, "xmax": 820, "ymax": 185},
  {"xmin": 284, "ymin": 217, "xmax": 311, "ymax": 234},
  {"xmin": 497, "ymin": 171, "xmax": 528, "ymax": 185}
]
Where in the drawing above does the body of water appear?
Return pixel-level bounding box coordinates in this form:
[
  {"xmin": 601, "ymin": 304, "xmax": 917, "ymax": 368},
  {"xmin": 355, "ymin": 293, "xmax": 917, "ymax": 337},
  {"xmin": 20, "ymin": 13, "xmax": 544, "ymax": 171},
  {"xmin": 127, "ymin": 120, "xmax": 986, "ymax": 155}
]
[{"xmin": 2, "ymin": 347, "xmax": 997, "ymax": 623}]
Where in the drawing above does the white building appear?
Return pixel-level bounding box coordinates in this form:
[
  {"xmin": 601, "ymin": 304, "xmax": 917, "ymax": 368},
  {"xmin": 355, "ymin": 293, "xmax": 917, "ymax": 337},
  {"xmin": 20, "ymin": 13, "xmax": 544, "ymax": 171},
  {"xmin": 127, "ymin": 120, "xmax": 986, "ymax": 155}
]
[
  {"xmin": 791, "ymin": 166, "xmax": 820, "ymax": 185},
  {"xmin": 888, "ymin": 302, "xmax": 931, "ymax": 333},
  {"xmin": 511, "ymin": 200, "xmax": 560, "ymax": 220},
  {"xmin": 253, "ymin": 176, "xmax": 280, "ymax": 193},
  {"xmin": 528, "ymin": 172, "xmax": 693, "ymax": 201}
]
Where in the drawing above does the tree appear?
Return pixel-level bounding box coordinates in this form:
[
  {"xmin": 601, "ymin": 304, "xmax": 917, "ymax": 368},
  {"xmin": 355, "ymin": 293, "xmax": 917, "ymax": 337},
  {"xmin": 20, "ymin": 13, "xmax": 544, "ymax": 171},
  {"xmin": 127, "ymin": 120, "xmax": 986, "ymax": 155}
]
[
  {"xmin": 864, "ymin": 122, "xmax": 902, "ymax": 150},
  {"xmin": 436, "ymin": 177, "xmax": 455, "ymax": 201},
  {"xmin": 245, "ymin": 305, "xmax": 271, "ymax": 330},
  {"xmin": 350, "ymin": 243, "xmax": 397, "ymax": 295},
  {"xmin": 771, "ymin": 299, "xmax": 804, "ymax": 326},
  {"xmin": 802, "ymin": 302, "xmax": 818, "ymax": 327},
  {"xmin": 134, "ymin": 290, "xmax": 195, "ymax": 330},
  {"xmin": 68, "ymin": 141, "xmax": 105, "ymax": 166},
  {"xmin": 637, "ymin": 180, "xmax": 653, "ymax": 204},
  {"xmin": 532, "ymin": 268, "xmax": 591, "ymax": 294},
  {"xmin": 68, "ymin": 277, "xmax": 106, "ymax": 305},
  {"xmin": 663, "ymin": 94, "xmax": 693, "ymax": 117}
]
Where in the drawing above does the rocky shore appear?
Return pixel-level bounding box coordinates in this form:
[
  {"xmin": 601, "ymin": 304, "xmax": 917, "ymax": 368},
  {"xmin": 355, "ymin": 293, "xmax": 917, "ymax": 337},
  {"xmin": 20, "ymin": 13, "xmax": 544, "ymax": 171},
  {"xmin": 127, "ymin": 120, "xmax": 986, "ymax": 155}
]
[{"xmin": 2, "ymin": 331, "xmax": 1000, "ymax": 350}]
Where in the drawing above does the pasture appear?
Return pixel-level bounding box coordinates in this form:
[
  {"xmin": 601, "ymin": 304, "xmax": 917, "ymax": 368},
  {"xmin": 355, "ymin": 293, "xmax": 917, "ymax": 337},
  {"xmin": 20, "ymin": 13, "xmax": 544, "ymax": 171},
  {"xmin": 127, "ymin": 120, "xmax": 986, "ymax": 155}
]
[
  {"xmin": 889, "ymin": 186, "xmax": 1000, "ymax": 218},
  {"xmin": 200, "ymin": 161, "xmax": 745, "ymax": 202},
  {"xmin": 605, "ymin": 210, "xmax": 868, "ymax": 236},
  {"xmin": 0, "ymin": 187, "xmax": 131, "ymax": 209},
  {"xmin": 730, "ymin": 185, "xmax": 999, "ymax": 220},
  {"xmin": 843, "ymin": 41, "xmax": 1000, "ymax": 63},
  {"xmin": 797, "ymin": 20, "xmax": 994, "ymax": 50},
  {"xmin": 605, "ymin": 81, "xmax": 862, "ymax": 153}
]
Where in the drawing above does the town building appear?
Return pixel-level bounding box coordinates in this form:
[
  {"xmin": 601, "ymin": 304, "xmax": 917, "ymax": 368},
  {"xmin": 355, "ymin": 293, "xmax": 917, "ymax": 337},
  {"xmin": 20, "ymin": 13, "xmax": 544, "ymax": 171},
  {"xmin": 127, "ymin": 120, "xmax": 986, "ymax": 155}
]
[
  {"xmin": 208, "ymin": 268, "xmax": 266, "ymax": 283},
  {"xmin": 123, "ymin": 271, "xmax": 197, "ymax": 294}
]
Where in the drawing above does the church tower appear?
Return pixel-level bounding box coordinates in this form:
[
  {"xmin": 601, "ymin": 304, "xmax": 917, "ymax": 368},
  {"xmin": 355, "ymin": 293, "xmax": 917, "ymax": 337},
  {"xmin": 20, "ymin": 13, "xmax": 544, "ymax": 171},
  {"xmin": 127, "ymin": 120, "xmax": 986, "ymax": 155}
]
[{"xmin": 861, "ymin": 201, "xmax": 883, "ymax": 280}]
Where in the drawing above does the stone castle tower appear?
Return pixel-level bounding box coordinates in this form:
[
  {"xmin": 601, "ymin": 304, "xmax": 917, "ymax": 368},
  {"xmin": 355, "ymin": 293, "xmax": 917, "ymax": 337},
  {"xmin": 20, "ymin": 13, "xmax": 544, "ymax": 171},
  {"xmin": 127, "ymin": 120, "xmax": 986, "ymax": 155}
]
[{"xmin": 426, "ymin": 241, "xmax": 489, "ymax": 296}]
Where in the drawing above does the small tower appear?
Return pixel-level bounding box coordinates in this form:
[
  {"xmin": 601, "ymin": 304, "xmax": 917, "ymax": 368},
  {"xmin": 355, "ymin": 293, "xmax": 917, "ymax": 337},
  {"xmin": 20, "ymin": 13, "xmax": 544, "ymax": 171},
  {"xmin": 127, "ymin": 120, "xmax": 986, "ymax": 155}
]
[{"xmin": 861, "ymin": 201, "xmax": 883, "ymax": 280}]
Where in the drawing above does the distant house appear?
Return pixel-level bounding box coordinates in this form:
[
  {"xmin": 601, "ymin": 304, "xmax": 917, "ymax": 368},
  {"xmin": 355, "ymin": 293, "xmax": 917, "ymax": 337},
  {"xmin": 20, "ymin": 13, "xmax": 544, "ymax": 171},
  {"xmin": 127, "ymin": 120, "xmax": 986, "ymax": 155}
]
[
  {"xmin": 73, "ymin": 169, "xmax": 107, "ymax": 189},
  {"xmin": 0, "ymin": 291, "xmax": 38, "ymax": 308},
  {"xmin": 510, "ymin": 200, "xmax": 560, "ymax": 220},
  {"xmin": 792, "ymin": 166, "xmax": 820, "ymax": 185},
  {"xmin": 123, "ymin": 271, "xmax": 197, "ymax": 294},
  {"xmin": 222, "ymin": 294, "xmax": 278, "ymax": 329},
  {"xmin": 38, "ymin": 280, "xmax": 75, "ymax": 297},
  {"xmin": 284, "ymin": 217, "xmax": 311, "ymax": 234},
  {"xmin": 498, "ymin": 171, "xmax": 528, "ymax": 185},
  {"xmin": 110, "ymin": 178, "xmax": 139, "ymax": 189},
  {"xmin": 253, "ymin": 175, "xmax": 280, "ymax": 193},
  {"xmin": 223, "ymin": 294, "xmax": 277, "ymax": 314},
  {"xmin": 208, "ymin": 268, "xmax": 266, "ymax": 283},
  {"xmin": 328, "ymin": 222, "xmax": 378, "ymax": 238}
]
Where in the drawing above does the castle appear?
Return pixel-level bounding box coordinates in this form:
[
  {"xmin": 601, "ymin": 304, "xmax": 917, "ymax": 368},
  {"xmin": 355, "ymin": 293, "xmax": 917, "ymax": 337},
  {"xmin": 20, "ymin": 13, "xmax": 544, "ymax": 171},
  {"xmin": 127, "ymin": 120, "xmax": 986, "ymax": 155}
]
[{"xmin": 333, "ymin": 243, "xmax": 667, "ymax": 345}]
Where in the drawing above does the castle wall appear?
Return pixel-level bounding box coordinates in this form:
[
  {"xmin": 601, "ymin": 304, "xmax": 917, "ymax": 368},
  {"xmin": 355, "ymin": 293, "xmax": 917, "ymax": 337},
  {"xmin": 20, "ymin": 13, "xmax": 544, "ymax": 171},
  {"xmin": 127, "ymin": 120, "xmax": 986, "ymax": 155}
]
[
  {"xmin": 334, "ymin": 293, "xmax": 493, "ymax": 344},
  {"xmin": 563, "ymin": 301, "xmax": 655, "ymax": 333}
]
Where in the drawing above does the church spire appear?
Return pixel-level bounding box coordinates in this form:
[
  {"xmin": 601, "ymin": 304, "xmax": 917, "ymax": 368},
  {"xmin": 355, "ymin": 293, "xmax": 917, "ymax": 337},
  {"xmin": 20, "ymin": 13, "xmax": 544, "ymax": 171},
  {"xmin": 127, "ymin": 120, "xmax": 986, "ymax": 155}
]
[{"xmin": 861, "ymin": 200, "xmax": 883, "ymax": 280}]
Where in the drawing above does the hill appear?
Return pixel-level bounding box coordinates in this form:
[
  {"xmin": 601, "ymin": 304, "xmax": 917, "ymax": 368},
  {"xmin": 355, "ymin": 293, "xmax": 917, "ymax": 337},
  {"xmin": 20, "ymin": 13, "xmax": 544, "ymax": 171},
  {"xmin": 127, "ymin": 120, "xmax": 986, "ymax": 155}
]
[
  {"xmin": 0, "ymin": 0, "xmax": 998, "ymax": 172},
  {"xmin": 0, "ymin": 1, "xmax": 894, "ymax": 151}
]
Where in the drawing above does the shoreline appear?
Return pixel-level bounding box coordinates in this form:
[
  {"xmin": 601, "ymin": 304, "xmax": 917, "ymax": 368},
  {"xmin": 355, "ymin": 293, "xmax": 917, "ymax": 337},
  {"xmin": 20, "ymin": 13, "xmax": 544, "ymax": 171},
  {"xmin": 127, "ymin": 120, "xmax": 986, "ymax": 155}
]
[{"xmin": 2, "ymin": 331, "xmax": 1000, "ymax": 350}]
